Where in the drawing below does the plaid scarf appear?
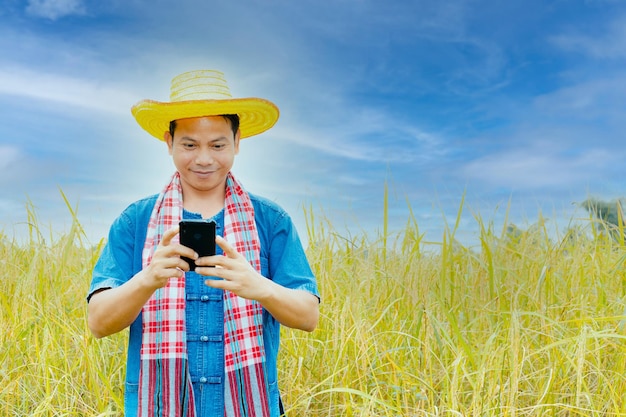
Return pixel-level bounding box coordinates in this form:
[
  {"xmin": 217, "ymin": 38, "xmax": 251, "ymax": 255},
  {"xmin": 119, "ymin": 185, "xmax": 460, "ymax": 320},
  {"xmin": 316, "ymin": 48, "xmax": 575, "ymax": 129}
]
[{"xmin": 138, "ymin": 172, "xmax": 270, "ymax": 417}]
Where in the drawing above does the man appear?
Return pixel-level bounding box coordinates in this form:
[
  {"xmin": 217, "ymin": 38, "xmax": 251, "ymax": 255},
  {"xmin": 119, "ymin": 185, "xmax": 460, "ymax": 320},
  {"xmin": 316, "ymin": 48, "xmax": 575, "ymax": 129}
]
[{"xmin": 88, "ymin": 70, "xmax": 320, "ymax": 417}]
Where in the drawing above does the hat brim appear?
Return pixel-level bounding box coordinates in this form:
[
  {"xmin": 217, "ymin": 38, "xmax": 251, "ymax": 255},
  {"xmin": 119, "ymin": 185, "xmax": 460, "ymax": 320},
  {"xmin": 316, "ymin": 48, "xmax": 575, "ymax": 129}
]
[{"xmin": 131, "ymin": 97, "xmax": 279, "ymax": 140}]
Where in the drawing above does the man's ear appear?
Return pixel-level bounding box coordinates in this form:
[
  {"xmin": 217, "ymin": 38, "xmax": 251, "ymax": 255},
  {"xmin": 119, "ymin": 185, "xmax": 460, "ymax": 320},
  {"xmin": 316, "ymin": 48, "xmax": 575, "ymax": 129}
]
[
  {"xmin": 164, "ymin": 131, "xmax": 174, "ymax": 155},
  {"xmin": 234, "ymin": 129, "xmax": 241, "ymax": 155}
]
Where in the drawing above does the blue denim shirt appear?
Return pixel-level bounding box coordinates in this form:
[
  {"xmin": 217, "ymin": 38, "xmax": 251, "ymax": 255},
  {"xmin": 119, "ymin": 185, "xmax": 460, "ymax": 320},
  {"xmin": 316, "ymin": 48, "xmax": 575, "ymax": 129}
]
[{"xmin": 89, "ymin": 193, "xmax": 319, "ymax": 416}]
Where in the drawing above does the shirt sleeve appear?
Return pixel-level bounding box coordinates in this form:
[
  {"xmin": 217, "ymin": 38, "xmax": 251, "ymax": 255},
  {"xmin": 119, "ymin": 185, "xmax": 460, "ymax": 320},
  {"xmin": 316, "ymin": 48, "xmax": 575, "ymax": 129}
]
[
  {"xmin": 265, "ymin": 207, "xmax": 320, "ymax": 301},
  {"xmin": 87, "ymin": 209, "xmax": 139, "ymax": 302}
]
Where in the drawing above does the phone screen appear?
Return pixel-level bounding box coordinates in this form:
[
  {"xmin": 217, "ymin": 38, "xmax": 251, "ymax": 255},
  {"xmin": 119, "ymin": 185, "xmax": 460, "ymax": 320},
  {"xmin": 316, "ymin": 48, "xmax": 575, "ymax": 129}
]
[{"xmin": 179, "ymin": 220, "xmax": 216, "ymax": 271}]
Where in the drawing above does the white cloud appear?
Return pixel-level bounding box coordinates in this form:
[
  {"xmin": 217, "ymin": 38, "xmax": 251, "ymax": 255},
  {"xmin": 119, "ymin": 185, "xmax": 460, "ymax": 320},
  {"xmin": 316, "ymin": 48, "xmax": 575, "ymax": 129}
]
[
  {"xmin": 0, "ymin": 145, "xmax": 19, "ymax": 170},
  {"xmin": 25, "ymin": 0, "xmax": 85, "ymax": 20},
  {"xmin": 550, "ymin": 15, "xmax": 626, "ymax": 59},
  {"xmin": 0, "ymin": 67, "xmax": 138, "ymax": 115},
  {"xmin": 532, "ymin": 76, "xmax": 626, "ymax": 122},
  {"xmin": 271, "ymin": 105, "xmax": 447, "ymax": 164},
  {"xmin": 462, "ymin": 145, "xmax": 617, "ymax": 189}
]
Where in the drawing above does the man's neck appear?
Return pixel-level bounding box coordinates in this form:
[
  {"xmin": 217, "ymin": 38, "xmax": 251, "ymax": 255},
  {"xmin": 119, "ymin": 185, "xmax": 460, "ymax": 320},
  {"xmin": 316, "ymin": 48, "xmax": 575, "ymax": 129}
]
[{"xmin": 181, "ymin": 185, "xmax": 226, "ymax": 219}]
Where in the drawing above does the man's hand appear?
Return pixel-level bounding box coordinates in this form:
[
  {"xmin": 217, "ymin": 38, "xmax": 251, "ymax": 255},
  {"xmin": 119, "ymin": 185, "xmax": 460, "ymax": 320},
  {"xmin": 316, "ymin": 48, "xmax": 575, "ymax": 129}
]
[
  {"xmin": 88, "ymin": 226, "xmax": 198, "ymax": 338},
  {"xmin": 195, "ymin": 235, "xmax": 319, "ymax": 332},
  {"xmin": 142, "ymin": 226, "xmax": 197, "ymax": 290},
  {"xmin": 195, "ymin": 235, "xmax": 270, "ymax": 300}
]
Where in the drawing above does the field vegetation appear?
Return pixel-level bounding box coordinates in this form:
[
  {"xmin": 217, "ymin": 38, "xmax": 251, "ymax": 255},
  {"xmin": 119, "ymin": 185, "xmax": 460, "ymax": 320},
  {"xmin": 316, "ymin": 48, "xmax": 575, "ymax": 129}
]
[{"xmin": 1, "ymin": 200, "xmax": 626, "ymax": 416}]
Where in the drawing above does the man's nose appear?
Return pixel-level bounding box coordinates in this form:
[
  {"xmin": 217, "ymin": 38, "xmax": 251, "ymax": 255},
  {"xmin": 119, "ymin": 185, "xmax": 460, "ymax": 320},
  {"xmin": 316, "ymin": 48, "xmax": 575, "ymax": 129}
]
[{"xmin": 195, "ymin": 148, "xmax": 214, "ymax": 165}]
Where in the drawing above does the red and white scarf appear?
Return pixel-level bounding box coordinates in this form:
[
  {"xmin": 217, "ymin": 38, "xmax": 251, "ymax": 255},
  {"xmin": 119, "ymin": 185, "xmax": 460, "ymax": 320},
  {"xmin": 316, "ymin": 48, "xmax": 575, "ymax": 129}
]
[{"xmin": 138, "ymin": 172, "xmax": 270, "ymax": 417}]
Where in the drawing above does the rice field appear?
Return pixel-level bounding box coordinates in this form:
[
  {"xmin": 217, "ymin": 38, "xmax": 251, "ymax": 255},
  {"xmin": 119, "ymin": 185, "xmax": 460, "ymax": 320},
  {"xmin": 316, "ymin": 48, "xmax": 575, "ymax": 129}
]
[{"xmin": 1, "ymin": 202, "xmax": 626, "ymax": 416}]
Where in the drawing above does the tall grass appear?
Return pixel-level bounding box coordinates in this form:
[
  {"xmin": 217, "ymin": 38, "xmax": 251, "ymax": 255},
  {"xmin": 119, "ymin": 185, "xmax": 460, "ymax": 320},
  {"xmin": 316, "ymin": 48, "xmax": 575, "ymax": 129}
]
[
  {"xmin": 0, "ymin": 200, "xmax": 126, "ymax": 416},
  {"xmin": 1, "ymin": 198, "xmax": 626, "ymax": 416}
]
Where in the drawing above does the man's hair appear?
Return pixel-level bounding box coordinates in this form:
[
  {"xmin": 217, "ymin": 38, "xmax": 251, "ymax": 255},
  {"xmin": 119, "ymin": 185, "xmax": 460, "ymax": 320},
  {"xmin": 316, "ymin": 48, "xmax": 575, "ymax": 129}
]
[{"xmin": 168, "ymin": 114, "xmax": 240, "ymax": 139}]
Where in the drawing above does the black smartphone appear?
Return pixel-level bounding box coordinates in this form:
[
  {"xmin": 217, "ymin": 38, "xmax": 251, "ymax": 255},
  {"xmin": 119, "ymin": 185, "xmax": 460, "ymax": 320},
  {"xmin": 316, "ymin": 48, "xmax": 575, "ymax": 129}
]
[{"xmin": 179, "ymin": 220, "xmax": 216, "ymax": 271}]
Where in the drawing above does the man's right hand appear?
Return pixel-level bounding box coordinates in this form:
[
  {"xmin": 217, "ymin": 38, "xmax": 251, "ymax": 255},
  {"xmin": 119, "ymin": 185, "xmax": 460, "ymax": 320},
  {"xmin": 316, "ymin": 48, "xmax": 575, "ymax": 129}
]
[
  {"xmin": 88, "ymin": 225, "xmax": 198, "ymax": 338},
  {"xmin": 142, "ymin": 226, "xmax": 198, "ymax": 290}
]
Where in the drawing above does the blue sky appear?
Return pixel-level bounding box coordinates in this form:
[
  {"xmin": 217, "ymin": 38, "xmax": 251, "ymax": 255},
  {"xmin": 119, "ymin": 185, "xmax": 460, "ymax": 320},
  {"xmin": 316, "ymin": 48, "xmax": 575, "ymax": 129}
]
[{"xmin": 1, "ymin": 0, "xmax": 625, "ymax": 247}]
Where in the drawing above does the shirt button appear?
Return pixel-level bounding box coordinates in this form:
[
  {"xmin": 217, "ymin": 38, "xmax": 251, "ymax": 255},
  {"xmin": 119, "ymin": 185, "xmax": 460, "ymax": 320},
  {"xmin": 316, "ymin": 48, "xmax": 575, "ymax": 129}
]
[
  {"xmin": 200, "ymin": 335, "xmax": 209, "ymax": 342},
  {"xmin": 201, "ymin": 295, "xmax": 209, "ymax": 301},
  {"xmin": 199, "ymin": 377, "xmax": 207, "ymax": 384}
]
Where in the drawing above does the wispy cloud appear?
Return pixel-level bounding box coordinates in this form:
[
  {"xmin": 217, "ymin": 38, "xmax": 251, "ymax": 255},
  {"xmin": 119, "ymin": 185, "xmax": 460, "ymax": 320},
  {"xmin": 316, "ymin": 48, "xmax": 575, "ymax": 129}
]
[
  {"xmin": 274, "ymin": 115, "xmax": 446, "ymax": 163},
  {"xmin": 533, "ymin": 76, "xmax": 626, "ymax": 123},
  {"xmin": 462, "ymin": 144, "xmax": 617, "ymax": 189},
  {"xmin": 25, "ymin": 0, "xmax": 86, "ymax": 20},
  {"xmin": 0, "ymin": 145, "xmax": 19, "ymax": 171},
  {"xmin": 0, "ymin": 67, "xmax": 137, "ymax": 115},
  {"xmin": 550, "ymin": 14, "xmax": 626, "ymax": 59}
]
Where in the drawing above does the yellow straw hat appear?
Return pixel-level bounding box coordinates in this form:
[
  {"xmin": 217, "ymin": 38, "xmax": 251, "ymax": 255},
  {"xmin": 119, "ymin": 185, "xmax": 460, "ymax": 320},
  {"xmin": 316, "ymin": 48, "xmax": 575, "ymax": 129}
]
[{"xmin": 131, "ymin": 70, "xmax": 279, "ymax": 140}]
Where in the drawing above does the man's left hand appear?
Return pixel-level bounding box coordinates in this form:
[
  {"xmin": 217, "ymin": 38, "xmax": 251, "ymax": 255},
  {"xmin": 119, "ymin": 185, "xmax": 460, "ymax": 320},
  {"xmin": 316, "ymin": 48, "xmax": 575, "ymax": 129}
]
[{"xmin": 194, "ymin": 235, "xmax": 270, "ymax": 301}]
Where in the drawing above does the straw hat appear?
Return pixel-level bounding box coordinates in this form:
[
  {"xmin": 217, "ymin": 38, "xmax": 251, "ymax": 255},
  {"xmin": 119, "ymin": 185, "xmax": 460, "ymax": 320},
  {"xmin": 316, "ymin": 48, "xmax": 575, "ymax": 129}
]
[{"xmin": 131, "ymin": 70, "xmax": 279, "ymax": 140}]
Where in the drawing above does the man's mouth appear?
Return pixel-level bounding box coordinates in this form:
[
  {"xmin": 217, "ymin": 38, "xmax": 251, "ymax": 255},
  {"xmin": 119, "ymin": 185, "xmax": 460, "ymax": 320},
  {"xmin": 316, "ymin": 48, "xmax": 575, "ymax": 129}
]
[{"xmin": 192, "ymin": 170, "xmax": 215, "ymax": 177}]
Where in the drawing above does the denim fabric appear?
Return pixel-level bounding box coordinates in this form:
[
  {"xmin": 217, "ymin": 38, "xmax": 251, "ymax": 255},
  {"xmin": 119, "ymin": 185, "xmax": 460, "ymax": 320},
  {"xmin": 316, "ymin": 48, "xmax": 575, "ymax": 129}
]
[{"xmin": 89, "ymin": 193, "xmax": 318, "ymax": 416}]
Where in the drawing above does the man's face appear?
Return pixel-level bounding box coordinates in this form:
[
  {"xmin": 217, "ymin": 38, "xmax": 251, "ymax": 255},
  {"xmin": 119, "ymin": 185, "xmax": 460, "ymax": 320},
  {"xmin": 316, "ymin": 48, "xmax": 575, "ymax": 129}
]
[{"xmin": 165, "ymin": 116, "xmax": 240, "ymax": 199}]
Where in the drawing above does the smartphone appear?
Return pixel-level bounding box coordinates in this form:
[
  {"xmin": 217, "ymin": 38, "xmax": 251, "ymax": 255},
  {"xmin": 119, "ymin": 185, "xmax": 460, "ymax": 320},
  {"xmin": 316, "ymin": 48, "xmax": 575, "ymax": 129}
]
[{"xmin": 179, "ymin": 220, "xmax": 216, "ymax": 271}]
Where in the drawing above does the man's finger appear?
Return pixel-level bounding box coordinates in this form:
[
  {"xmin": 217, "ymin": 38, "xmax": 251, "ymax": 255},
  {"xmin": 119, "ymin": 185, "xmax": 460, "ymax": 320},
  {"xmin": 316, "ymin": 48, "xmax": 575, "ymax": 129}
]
[
  {"xmin": 215, "ymin": 235, "xmax": 239, "ymax": 258},
  {"xmin": 160, "ymin": 226, "xmax": 180, "ymax": 247}
]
